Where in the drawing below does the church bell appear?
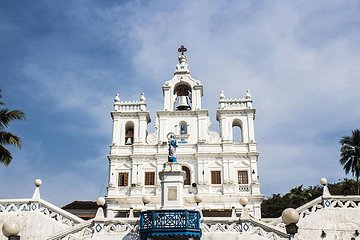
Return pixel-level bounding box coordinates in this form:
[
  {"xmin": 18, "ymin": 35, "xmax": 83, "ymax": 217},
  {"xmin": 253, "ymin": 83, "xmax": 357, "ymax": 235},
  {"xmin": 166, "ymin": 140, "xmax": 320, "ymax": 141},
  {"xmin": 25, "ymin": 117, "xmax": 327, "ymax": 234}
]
[{"xmin": 175, "ymin": 96, "xmax": 191, "ymax": 110}]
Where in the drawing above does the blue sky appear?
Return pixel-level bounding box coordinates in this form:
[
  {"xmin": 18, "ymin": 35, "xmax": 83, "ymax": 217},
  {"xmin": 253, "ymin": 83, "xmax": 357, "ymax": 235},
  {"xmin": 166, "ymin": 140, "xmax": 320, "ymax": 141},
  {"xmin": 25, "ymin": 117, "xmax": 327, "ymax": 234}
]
[{"xmin": 1, "ymin": 0, "xmax": 360, "ymax": 206}]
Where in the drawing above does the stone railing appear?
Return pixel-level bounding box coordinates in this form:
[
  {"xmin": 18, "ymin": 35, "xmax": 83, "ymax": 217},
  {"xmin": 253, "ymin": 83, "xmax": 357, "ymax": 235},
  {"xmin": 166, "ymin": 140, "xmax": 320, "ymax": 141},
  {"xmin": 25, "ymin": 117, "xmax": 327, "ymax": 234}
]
[
  {"xmin": 218, "ymin": 98, "xmax": 252, "ymax": 110},
  {"xmin": 48, "ymin": 218, "xmax": 139, "ymax": 240},
  {"xmin": 0, "ymin": 198, "xmax": 84, "ymax": 227},
  {"xmin": 114, "ymin": 101, "xmax": 146, "ymax": 112},
  {"xmin": 238, "ymin": 184, "xmax": 250, "ymax": 192},
  {"xmin": 326, "ymin": 195, "xmax": 360, "ymax": 209},
  {"xmin": 201, "ymin": 217, "xmax": 287, "ymax": 239},
  {"xmin": 270, "ymin": 195, "xmax": 360, "ymax": 228},
  {"xmin": 270, "ymin": 196, "xmax": 323, "ymax": 226}
]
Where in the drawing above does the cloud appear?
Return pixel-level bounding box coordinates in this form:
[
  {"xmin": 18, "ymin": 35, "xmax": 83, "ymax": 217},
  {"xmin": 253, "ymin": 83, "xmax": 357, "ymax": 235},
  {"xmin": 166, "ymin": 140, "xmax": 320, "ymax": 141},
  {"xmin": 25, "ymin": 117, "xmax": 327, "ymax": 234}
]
[
  {"xmin": 108, "ymin": 0, "xmax": 360, "ymax": 194},
  {"xmin": 1, "ymin": 0, "xmax": 360, "ymax": 205}
]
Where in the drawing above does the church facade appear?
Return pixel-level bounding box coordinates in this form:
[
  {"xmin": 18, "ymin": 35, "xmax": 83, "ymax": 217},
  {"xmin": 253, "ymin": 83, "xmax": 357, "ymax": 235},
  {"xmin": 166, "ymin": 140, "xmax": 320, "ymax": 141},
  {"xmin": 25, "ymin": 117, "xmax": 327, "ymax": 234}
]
[{"xmin": 106, "ymin": 46, "xmax": 263, "ymax": 219}]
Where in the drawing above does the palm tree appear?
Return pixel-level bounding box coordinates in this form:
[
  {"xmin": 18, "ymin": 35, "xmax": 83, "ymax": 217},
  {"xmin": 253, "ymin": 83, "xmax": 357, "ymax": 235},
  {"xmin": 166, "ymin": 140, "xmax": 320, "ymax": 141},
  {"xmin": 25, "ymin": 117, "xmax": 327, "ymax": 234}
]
[
  {"xmin": 0, "ymin": 90, "xmax": 26, "ymax": 166},
  {"xmin": 340, "ymin": 129, "xmax": 360, "ymax": 195},
  {"xmin": 288, "ymin": 185, "xmax": 313, "ymax": 207}
]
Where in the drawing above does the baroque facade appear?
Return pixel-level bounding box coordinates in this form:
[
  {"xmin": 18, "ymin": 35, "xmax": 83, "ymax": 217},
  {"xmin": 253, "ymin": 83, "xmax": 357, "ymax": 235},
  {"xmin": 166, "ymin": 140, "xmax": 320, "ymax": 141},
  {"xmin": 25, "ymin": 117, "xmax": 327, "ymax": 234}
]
[{"xmin": 106, "ymin": 47, "xmax": 263, "ymax": 218}]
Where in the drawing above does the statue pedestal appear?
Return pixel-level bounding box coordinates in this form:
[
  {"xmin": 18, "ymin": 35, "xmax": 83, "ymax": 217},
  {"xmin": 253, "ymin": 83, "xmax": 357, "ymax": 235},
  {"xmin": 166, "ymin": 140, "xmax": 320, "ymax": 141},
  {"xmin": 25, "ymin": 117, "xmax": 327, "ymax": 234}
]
[{"xmin": 159, "ymin": 162, "xmax": 185, "ymax": 209}]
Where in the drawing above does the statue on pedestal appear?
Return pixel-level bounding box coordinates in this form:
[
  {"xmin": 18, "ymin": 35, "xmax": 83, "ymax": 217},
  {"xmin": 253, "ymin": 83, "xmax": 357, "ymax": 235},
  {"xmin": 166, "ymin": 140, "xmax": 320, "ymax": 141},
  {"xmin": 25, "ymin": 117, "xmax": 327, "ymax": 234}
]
[{"xmin": 167, "ymin": 133, "xmax": 178, "ymax": 162}]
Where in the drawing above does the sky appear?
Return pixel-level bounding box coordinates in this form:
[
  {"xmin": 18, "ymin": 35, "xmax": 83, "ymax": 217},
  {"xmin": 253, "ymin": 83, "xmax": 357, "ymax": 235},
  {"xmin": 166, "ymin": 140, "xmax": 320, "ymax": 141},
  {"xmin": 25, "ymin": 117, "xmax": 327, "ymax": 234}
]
[{"xmin": 1, "ymin": 0, "xmax": 360, "ymax": 206}]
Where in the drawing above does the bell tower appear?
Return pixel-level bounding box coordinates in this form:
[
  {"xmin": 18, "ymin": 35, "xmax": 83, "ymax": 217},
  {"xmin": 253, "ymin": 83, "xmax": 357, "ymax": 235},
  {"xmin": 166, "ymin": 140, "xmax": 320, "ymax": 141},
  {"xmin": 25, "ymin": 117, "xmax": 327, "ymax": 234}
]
[
  {"xmin": 162, "ymin": 45, "xmax": 203, "ymax": 112},
  {"xmin": 157, "ymin": 46, "xmax": 207, "ymax": 144}
]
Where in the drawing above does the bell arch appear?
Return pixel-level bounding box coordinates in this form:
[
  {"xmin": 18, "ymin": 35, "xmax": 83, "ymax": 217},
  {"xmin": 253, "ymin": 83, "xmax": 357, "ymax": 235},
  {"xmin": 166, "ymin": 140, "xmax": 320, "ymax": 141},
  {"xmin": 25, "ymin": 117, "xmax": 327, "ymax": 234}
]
[
  {"xmin": 174, "ymin": 82, "xmax": 192, "ymax": 110},
  {"xmin": 232, "ymin": 118, "xmax": 243, "ymax": 143},
  {"xmin": 125, "ymin": 121, "xmax": 134, "ymax": 145}
]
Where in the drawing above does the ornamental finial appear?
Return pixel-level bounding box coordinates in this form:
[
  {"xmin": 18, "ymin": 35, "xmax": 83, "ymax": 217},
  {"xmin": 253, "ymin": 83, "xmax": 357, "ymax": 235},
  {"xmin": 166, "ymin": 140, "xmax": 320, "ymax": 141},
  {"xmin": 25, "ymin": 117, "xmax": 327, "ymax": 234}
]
[{"xmin": 178, "ymin": 45, "xmax": 187, "ymax": 55}]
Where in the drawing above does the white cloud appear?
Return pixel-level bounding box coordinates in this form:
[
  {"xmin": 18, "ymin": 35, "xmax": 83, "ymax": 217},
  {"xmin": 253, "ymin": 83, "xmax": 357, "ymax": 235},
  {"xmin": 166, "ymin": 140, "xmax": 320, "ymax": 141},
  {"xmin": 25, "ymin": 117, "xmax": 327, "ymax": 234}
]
[
  {"xmin": 2, "ymin": 1, "xmax": 360, "ymax": 205},
  {"xmin": 104, "ymin": 1, "xmax": 360, "ymax": 193}
]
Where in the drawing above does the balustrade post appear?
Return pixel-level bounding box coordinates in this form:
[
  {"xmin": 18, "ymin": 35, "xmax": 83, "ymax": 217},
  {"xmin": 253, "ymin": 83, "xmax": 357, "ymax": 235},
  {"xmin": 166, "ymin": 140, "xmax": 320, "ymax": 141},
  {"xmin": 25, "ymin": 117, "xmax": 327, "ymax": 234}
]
[
  {"xmin": 239, "ymin": 197, "xmax": 252, "ymax": 233},
  {"xmin": 320, "ymin": 178, "xmax": 332, "ymax": 208}
]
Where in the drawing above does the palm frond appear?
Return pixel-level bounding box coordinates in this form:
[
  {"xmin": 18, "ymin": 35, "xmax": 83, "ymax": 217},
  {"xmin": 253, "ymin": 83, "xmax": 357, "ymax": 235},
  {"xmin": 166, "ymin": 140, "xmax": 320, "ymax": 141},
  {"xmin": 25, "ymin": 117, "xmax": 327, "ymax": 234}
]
[
  {"xmin": 0, "ymin": 109, "xmax": 26, "ymax": 129},
  {"xmin": 0, "ymin": 145, "xmax": 12, "ymax": 166},
  {"xmin": 0, "ymin": 131, "xmax": 22, "ymax": 149},
  {"xmin": 340, "ymin": 129, "xmax": 360, "ymax": 178}
]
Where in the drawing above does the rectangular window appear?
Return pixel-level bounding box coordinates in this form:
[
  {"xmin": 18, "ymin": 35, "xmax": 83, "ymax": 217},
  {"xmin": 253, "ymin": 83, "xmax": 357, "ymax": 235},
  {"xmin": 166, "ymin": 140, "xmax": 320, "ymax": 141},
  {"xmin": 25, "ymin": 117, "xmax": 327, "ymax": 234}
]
[
  {"xmin": 211, "ymin": 171, "xmax": 221, "ymax": 184},
  {"xmin": 118, "ymin": 172, "xmax": 129, "ymax": 186},
  {"xmin": 145, "ymin": 172, "xmax": 155, "ymax": 185},
  {"xmin": 238, "ymin": 171, "xmax": 249, "ymax": 184}
]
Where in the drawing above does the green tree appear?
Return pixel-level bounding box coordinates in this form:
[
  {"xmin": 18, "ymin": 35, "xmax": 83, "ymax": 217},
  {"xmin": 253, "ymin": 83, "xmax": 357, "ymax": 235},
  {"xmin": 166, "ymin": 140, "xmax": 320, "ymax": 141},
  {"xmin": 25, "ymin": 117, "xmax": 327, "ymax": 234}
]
[
  {"xmin": 0, "ymin": 91, "xmax": 26, "ymax": 166},
  {"xmin": 289, "ymin": 185, "xmax": 313, "ymax": 206},
  {"xmin": 339, "ymin": 129, "xmax": 360, "ymax": 195}
]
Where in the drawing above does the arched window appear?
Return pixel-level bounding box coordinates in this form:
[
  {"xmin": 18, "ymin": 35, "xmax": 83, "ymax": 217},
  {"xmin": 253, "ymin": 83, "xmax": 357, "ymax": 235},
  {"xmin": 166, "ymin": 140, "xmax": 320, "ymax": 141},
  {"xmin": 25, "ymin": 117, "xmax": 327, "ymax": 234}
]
[
  {"xmin": 174, "ymin": 83, "xmax": 192, "ymax": 110},
  {"xmin": 232, "ymin": 119, "xmax": 243, "ymax": 143},
  {"xmin": 182, "ymin": 166, "xmax": 191, "ymax": 185},
  {"xmin": 179, "ymin": 121, "xmax": 187, "ymax": 134},
  {"xmin": 125, "ymin": 122, "xmax": 134, "ymax": 145}
]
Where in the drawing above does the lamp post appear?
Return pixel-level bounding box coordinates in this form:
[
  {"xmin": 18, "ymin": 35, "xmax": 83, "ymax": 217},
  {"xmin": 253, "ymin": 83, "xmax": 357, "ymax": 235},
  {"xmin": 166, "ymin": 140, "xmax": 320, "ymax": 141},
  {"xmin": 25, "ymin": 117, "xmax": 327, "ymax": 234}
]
[
  {"xmin": 281, "ymin": 208, "xmax": 300, "ymax": 240},
  {"xmin": 2, "ymin": 221, "xmax": 20, "ymax": 240}
]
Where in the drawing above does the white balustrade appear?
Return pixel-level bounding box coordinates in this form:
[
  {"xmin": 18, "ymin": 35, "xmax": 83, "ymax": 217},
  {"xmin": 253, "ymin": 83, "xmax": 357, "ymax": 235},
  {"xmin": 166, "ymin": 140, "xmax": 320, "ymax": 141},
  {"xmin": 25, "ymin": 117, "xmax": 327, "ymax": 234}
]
[
  {"xmin": 218, "ymin": 98, "xmax": 252, "ymax": 110},
  {"xmin": 0, "ymin": 199, "xmax": 83, "ymax": 227},
  {"xmin": 238, "ymin": 184, "xmax": 250, "ymax": 192}
]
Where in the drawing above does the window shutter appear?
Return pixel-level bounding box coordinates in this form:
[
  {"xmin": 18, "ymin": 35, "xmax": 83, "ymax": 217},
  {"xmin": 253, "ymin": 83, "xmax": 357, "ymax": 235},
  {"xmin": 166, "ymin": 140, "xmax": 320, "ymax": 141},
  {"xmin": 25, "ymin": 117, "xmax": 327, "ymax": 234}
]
[
  {"xmin": 124, "ymin": 172, "xmax": 129, "ymax": 186},
  {"xmin": 118, "ymin": 172, "xmax": 129, "ymax": 186},
  {"xmin": 211, "ymin": 171, "xmax": 221, "ymax": 184}
]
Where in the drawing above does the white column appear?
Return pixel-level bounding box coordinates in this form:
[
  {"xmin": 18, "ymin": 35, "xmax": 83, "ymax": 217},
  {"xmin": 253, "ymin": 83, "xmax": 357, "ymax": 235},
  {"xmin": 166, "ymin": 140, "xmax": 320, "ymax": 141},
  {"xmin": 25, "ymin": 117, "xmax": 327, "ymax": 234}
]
[
  {"xmin": 163, "ymin": 86, "xmax": 171, "ymax": 111},
  {"xmin": 247, "ymin": 113, "xmax": 255, "ymax": 142},
  {"xmin": 138, "ymin": 114, "xmax": 147, "ymax": 143},
  {"xmin": 112, "ymin": 118, "xmax": 121, "ymax": 145}
]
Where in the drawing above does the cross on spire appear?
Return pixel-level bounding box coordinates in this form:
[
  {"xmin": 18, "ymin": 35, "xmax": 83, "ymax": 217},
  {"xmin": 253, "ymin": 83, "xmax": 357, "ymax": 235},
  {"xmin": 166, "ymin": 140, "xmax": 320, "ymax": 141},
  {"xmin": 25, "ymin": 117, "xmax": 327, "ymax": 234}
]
[{"xmin": 178, "ymin": 45, "xmax": 187, "ymax": 55}]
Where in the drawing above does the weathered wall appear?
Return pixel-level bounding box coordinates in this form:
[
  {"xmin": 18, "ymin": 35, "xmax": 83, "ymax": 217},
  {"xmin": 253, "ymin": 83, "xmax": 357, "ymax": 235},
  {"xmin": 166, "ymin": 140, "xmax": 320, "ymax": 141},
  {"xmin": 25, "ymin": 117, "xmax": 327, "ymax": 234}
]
[
  {"xmin": 298, "ymin": 208, "xmax": 360, "ymax": 240},
  {"xmin": 0, "ymin": 211, "xmax": 68, "ymax": 240}
]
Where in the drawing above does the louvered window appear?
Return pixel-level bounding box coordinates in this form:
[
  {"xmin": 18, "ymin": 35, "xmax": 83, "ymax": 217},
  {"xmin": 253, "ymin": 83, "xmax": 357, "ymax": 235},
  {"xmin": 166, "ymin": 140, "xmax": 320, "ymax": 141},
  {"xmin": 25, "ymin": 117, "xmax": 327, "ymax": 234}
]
[
  {"xmin": 211, "ymin": 171, "xmax": 221, "ymax": 184},
  {"xmin": 145, "ymin": 172, "xmax": 155, "ymax": 185}
]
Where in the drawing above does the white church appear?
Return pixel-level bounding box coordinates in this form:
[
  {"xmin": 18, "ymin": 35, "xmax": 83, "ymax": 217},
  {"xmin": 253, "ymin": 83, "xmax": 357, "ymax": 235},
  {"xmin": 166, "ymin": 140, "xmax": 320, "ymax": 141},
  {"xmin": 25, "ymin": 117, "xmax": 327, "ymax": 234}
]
[
  {"xmin": 106, "ymin": 45, "xmax": 263, "ymax": 219},
  {"xmin": 1, "ymin": 46, "xmax": 360, "ymax": 240}
]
